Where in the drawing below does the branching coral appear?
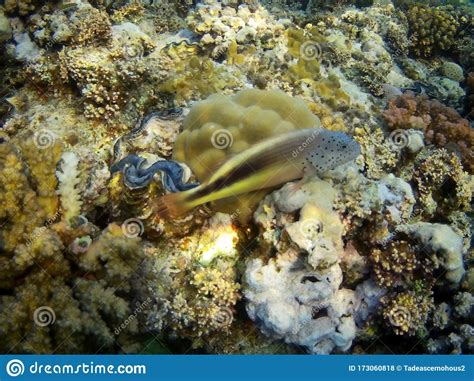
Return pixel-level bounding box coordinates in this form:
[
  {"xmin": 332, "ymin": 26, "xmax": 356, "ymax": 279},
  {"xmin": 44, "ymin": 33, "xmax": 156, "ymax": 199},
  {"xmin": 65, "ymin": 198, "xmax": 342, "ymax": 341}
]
[
  {"xmin": 111, "ymin": 0, "xmax": 145, "ymax": 24},
  {"xmin": 397, "ymin": 222, "xmax": 466, "ymax": 286},
  {"xmin": 71, "ymin": 6, "xmax": 112, "ymax": 47},
  {"xmin": 56, "ymin": 23, "xmax": 155, "ymax": 120},
  {"xmin": 405, "ymin": 149, "xmax": 471, "ymax": 218},
  {"xmin": 0, "ymin": 138, "xmax": 62, "ymax": 251},
  {"xmin": 0, "ymin": 223, "xmax": 152, "ymax": 353},
  {"xmin": 4, "ymin": 0, "xmax": 42, "ymax": 16},
  {"xmin": 384, "ymin": 92, "xmax": 474, "ymax": 173},
  {"xmin": 371, "ymin": 240, "xmax": 423, "ymax": 289},
  {"xmin": 56, "ymin": 152, "xmax": 82, "ymax": 224},
  {"xmin": 406, "ymin": 5, "xmax": 462, "ymax": 57},
  {"xmin": 382, "ymin": 291, "xmax": 433, "ymax": 336},
  {"xmin": 354, "ymin": 126, "xmax": 401, "ymax": 180}
]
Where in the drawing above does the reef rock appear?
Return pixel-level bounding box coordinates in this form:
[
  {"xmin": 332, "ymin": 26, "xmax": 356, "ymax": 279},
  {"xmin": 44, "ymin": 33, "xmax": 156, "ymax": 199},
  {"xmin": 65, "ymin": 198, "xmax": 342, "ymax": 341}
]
[{"xmin": 244, "ymin": 250, "xmax": 358, "ymax": 354}]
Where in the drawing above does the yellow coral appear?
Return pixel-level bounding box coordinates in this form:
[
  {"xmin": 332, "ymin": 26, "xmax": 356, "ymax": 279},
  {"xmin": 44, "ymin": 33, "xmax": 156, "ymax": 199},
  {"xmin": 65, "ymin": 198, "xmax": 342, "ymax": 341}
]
[
  {"xmin": 406, "ymin": 5, "xmax": 461, "ymax": 57},
  {"xmin": 159, "ymin": 56, "xmax": 241, "ymax": 103},
  {"xmin": 173, "ymin": 89, "xmax": 321, "ymax": 218},
  {"xmin": 382, "ymin": 291, "xmax": 432, "ymax": 336},
  {"xmin": 111, "ymin": 0, "xmax": 145, "ymax": 23},
  {"xmin": 72, "ymin": 7, "xmax": 112, "ymax": 46},
  {"xmin": 409, "ymin": 149, "xmax": 471, "ymax": 217},
  {"xmin": 0, "ymin": 138, "xmax": 61, "ymax": 251},
  {"xmin": 354, "ymin": 126, "xmax": 399, "ymax": 180}
]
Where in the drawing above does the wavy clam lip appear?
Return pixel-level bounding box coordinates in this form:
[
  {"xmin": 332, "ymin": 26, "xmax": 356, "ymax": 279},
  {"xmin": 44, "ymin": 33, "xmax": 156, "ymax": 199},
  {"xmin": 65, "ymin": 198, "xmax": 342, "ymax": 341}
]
[{"xmin": 111, "ymin": 154, "xmax": 198, "ymax": 192}]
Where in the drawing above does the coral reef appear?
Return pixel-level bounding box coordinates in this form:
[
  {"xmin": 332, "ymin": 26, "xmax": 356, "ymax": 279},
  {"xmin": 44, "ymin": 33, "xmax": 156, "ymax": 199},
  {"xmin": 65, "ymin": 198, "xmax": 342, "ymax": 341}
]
[
  {"xmin": 0, "ymin": 222, "xmax": 153, "ymax": 353},
  {"xmin": 187, "ymin": 1, "xmax": 283, "ymax": 59},
  {"xmin": 384, "ymin": 92, "xmax": 474, "ymax": 173},
  {"xmin": 0, "ymin": 138, "xmax": 62, "ymax": 251},
  {"xmin": 405, "ymin": 5, "xmax": 463, "ymax": 57},
  {"xmin": 147, "ymin": 213, "xmax": 240, "ymax": 348},
  {"xmin": 0, "ymin": 0, "xmax": 472, "ymax": 356},
  {"xmin": 245, "ymin": 251, "xmax": 359, "ymax": 354},
  {"xmin": 397, "ymin": 223, "xmax": 466, "ymax": 286},
  {"xmin": 382, "ymin": 291, "xmax": 433, "ymax": 336},
  {"xmin": 245, "ymin": 175, "xmax": 396, "ymax": 353}
]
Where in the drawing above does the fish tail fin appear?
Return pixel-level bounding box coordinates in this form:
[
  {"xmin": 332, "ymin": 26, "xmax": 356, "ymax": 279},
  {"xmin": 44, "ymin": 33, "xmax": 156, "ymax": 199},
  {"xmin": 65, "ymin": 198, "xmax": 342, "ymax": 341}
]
[{"xmin": 153, "ymin": 192, "xmax": 193, "ymax": 219}]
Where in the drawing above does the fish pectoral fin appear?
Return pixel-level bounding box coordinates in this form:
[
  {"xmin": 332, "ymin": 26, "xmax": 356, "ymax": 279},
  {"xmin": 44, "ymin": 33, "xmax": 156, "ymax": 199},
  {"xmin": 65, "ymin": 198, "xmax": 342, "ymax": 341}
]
[{"xmin": 303, "ymin": 162, "xmax": 319, "ymax": 178}]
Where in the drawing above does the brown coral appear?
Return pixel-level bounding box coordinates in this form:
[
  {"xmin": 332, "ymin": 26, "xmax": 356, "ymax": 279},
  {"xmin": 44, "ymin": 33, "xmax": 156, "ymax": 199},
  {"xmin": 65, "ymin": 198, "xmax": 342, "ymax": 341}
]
[
  {"xmin": 0, "ymin": 223, "xmax": 152, "ymax": 353},
  {"xmin": 466, "ymin": 72, "xmax": 474, "ymax": 120},
  {"xmin": 370, "ymin": 239, "xmax": 434, "ymax": 289},
  {"xmin": 406, "ymin": 5, "xmax": 461, "ymax": 57},
  {"xmin": 408, "ymin": 149, "xmax": 471, "ymax": 218},
  {"xmin": 382, "ymin": 291, "xmax": 433, "ymax": 336},
  {"xmin": 71, "ymin": 7, "xmax": 112, "ymax": 47},
  {"xmin": 384, "ymin": 92, "xmax": 474, "ymax": 173}
]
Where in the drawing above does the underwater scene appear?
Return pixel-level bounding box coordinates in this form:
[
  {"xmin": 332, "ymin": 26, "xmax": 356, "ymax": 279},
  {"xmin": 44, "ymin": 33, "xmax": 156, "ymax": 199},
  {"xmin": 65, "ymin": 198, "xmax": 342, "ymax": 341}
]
[{"xmin": 0, "ymin": 0, "xmax": 473, "ymax": 356}]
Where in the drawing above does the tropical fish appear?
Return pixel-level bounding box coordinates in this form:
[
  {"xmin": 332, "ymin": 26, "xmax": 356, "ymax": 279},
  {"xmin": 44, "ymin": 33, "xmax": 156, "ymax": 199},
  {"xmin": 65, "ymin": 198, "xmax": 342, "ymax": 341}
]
[{"xmin": 154, "ymin": 128, "xmax": 360, "ymax": 218}]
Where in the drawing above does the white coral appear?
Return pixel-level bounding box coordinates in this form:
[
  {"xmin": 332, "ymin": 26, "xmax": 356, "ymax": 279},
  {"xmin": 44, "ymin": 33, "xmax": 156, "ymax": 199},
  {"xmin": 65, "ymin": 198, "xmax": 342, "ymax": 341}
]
[
  {"xmin": 56, "ymin": 151, "xmax": 82, "ymax": 223},
  {"xmin": 244, "ymin": 250, "xmax": 359, "ymax": 354},
  {"xmin": 397, "ymin": 222, "xmax": 466, "ymax": 285}
]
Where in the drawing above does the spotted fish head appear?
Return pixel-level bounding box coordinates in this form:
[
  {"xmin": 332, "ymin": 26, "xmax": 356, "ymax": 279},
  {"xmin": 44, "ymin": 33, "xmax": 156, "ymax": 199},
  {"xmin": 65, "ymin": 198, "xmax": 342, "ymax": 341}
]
[{"xmin": 304, "ymin": 130, "xmax": 360, "ymax": 174}]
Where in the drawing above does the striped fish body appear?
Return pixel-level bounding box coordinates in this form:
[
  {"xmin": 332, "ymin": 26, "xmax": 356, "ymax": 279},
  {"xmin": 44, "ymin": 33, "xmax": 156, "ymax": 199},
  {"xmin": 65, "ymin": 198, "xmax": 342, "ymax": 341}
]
[{"xmin": 154, "ymin": 128, "xmax": 360, "ymax": 218}]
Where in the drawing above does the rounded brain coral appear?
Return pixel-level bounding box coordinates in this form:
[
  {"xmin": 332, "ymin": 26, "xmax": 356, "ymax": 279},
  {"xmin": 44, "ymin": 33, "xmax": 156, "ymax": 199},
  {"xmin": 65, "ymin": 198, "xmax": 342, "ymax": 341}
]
[
  {"xmin": 173, "ymin": 89, "xmax": 321, "ymax": 218},
  {"xmin": 174, "ymin": 88, "xmax": 321, "ymax": 180}
]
